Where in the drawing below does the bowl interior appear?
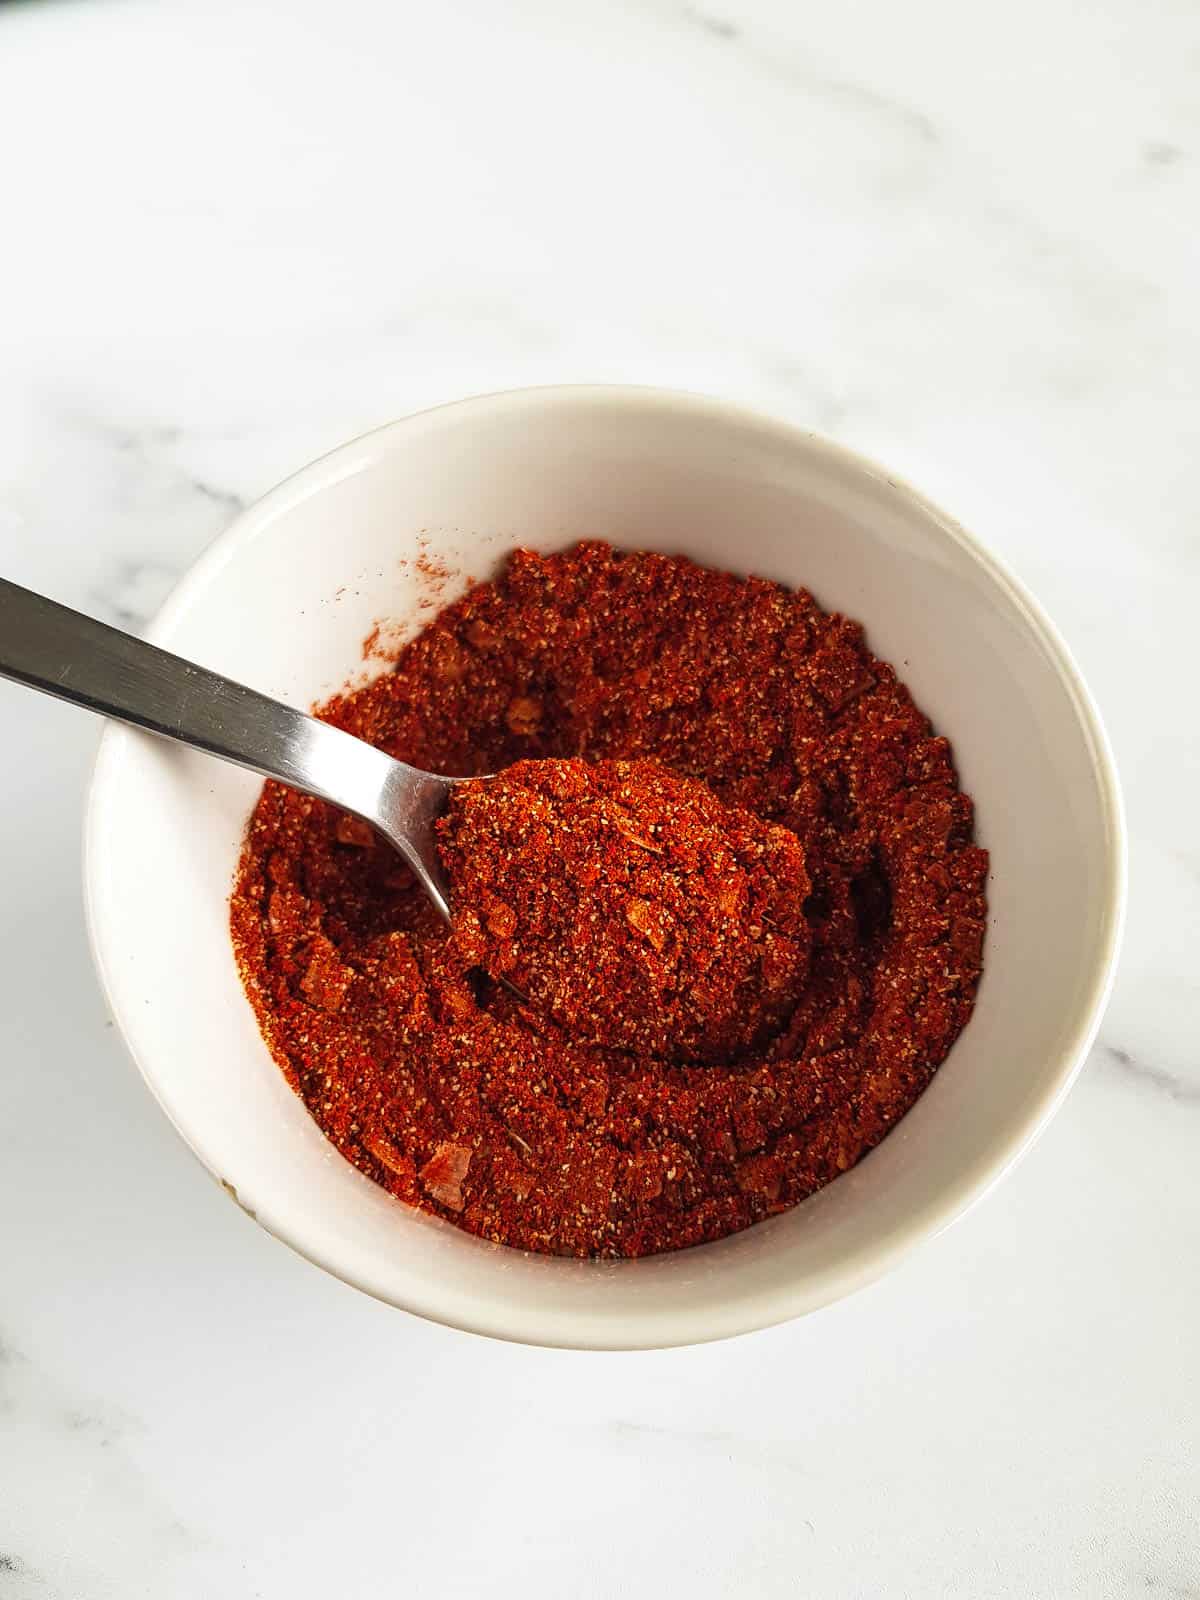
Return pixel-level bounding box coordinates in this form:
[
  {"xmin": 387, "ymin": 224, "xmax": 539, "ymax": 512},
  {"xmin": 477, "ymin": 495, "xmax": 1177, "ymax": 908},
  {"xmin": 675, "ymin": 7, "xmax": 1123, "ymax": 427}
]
[{"xmin": 86, "ymin": 389, "xmax": 1122, "ymax": 1348}]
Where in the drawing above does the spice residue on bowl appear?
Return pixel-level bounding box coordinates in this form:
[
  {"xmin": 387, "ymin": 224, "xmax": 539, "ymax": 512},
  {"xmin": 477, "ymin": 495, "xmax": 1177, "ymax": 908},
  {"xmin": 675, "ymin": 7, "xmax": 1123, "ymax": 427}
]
[{"xmin": 229, "ymin": 542, "xmax": 988, "ymax": 1258}]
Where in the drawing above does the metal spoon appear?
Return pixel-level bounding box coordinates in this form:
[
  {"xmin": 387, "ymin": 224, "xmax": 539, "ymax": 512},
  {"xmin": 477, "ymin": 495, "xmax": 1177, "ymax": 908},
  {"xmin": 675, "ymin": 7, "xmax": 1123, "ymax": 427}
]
[{"xmin": 0, "ymin": 577, "xmax": 463, "ymax": 920}]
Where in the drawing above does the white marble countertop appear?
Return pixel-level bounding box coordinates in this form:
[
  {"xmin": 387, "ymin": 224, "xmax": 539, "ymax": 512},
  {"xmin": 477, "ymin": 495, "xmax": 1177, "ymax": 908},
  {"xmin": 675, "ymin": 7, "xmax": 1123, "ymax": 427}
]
[{"xmin": 1, "ymin": 0, "xmax": 1197, "ymax": 1594}]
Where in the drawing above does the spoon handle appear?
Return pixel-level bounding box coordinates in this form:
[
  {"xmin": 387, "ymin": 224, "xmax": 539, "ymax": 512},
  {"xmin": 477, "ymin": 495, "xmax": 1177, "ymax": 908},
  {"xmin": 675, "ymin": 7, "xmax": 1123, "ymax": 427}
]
[{"xmin": 0, "ymin": 575, "xmax": 426, "ymax": 840}]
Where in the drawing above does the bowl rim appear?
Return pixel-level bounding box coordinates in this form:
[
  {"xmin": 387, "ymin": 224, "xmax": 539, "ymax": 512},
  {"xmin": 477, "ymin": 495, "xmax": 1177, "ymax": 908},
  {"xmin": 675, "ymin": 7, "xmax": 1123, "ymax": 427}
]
[{"xmin": 83, "ymin": 384, "xmax": 1127, "ymax": 1348}]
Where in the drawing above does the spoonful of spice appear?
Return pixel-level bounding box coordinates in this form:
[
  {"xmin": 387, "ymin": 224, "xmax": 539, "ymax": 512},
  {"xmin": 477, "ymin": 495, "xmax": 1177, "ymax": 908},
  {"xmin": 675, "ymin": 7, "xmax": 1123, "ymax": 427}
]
[{"xmin": 439, "ymin": 757, "xmax": 812, "ymax": 1062}]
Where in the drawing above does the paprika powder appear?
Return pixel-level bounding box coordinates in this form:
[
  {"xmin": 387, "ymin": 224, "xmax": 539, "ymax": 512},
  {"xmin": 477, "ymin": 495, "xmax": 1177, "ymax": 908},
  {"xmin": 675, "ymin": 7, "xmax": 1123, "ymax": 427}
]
[{"xmin": 230, "ymin": 542, "xmax": 988, "ymax": 1257}]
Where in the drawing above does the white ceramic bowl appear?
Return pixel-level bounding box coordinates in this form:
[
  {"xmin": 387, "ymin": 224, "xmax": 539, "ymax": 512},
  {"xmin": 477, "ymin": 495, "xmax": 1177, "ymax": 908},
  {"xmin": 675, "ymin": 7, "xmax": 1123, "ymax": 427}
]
[{"xmin": 85, "ymin": 387, "xmax": 1125, "ymax": 1349}]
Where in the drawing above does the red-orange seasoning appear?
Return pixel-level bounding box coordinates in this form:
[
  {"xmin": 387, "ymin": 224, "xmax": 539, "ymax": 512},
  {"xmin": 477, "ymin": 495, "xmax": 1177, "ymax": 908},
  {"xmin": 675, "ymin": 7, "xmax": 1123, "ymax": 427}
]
[
  {"xmin": 229, "ymin": 542, "xmax": 988, "ymax": 1258},
  {"xmin": 440, "ymin": 757, "xmax": 812, "ymax": 1064}
]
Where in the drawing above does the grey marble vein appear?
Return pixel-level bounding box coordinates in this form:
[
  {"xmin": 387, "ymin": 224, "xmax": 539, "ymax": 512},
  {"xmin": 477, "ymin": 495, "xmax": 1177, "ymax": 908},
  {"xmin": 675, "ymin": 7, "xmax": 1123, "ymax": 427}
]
[
  {"xmin": 58, "ymin": 409, "xmax": 248, "ymax": 519},
  {"xmin": 0, "ymin": 1322, "xmax": 201, "ymax": 1592},
  {"xmin": 682, "ymin": 5, "xmax": 741, "ymax": 39},
  {"xmin": 1100, "ymin": 1042, "xmax": 1200, "ymax": 1107},
  {"xmin": 1143, "ymin": 141, "xmax": 1186, "ymax": 167},
  {"xmin": 678, "ymin": 1, "xmax": 939, "ymax": 144},
  {"xmin": 184, "ymin": 475, "xmax": 245, "ymax": 515},
  {"xmin": 88, "ymin": 560, "xmax": 185, "ymax": 630}
]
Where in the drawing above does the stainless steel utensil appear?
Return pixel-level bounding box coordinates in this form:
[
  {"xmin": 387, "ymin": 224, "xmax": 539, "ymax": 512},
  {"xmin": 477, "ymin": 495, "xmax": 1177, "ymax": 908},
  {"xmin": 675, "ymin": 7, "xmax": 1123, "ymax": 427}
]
[{"xmin": 0, "ymin": 578, "xmax": 462, "ymax": 919}]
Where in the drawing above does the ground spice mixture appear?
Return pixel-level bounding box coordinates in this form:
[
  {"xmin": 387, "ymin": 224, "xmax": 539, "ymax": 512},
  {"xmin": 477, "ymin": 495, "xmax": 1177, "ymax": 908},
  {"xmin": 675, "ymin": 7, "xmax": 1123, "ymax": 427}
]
[
  {"xmin": 230, "ymin": 542, "xmax": 988, "ymax": 1258},
  {"xmin": 441, "ymin": 757, "xmax": 812, "ymax": 1064}
]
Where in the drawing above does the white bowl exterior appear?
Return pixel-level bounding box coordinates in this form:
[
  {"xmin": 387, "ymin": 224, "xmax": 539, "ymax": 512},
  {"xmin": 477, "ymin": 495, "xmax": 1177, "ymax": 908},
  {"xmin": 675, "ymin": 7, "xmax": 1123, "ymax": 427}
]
[{"xmin": 85, "ymin": 389, "xmax": 1124, "ymax": 1349}]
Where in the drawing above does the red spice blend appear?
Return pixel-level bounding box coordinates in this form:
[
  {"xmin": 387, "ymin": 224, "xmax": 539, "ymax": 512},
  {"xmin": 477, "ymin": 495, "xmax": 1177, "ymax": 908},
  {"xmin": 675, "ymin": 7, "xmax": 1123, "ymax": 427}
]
[
  {"xmin": 440, "ymin": 757, "xmax": 812, "ymax": 1064},
  {"xmin": 230, "ymin": 542, "xmax": 988, "ymax": 1258}
]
